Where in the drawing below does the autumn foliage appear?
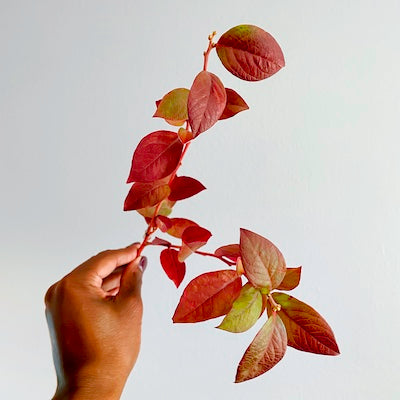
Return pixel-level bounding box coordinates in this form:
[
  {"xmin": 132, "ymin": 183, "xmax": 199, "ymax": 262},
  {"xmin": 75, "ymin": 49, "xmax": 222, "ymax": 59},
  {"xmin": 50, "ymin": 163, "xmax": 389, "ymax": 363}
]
[{"xmin": 124, "ymin": 24, "xmax": 339, "ymax": 383}]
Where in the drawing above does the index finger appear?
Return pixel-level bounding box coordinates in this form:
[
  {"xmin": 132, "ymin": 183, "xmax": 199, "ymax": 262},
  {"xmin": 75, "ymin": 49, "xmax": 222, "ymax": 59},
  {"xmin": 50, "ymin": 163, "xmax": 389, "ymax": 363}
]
[{"xmin": 74, "ymin": 243, "xmax": 140, "ymax": 282}]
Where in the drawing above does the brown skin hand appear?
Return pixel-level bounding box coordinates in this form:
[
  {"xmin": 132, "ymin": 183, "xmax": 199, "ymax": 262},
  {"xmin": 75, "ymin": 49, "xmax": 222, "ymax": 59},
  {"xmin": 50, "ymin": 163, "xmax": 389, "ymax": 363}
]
[{"xmin": 45, "ymin": 244, "xmax": 146, "ymax": 400}]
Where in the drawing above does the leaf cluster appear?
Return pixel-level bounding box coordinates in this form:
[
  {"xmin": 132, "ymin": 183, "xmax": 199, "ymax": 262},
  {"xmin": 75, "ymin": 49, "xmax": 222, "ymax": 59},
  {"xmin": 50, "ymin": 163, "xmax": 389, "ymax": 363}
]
[{"xmin": 124, "ymin": 25, "xmax": 339, "ymax": 383}]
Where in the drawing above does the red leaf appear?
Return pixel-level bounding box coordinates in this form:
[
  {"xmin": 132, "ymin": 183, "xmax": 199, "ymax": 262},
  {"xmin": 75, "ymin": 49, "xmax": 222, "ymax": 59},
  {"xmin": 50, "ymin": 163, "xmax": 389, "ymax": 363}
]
[
  {"xmin": 127, "ymin": 131, "xmax": 183, "ymax": 183},
  {"xmin": 235, "ymin": 312, "xmax": 287, "ymax": 383},
  {"xmin": 151, "ymin": 237, "xmax": 172, "ymax": 247},
  {"xmin": 124, "ymin": 182, "xmax": 170, "ymax": 211},
  {"xmin": 271, "ymin": 292, "xmax": 340, "ymax": 356},
  {"xmin": 216, "ymin": 24, "xmax": 285, "ymax": 81},
  {"xmin": 166, "ymin": 218, "xmax": 199, "ymax": 238},
  {"xmin": 153, "ymin": 88, "xmax": 189, "ymax": 126},
  {"xmin": 240, "ymin": 228, "xmax": 286, "ymax": 291},
  {"xmin": 276, "ymin": 267, "xmax": 302, "ymax": 291},
  {"xmin": 188, "ymin": 71, "xmax": 227, "ymax": 136},
  {"xmin": 160, "ymin": 248, "xmax": 186, "ymax": 288},
  {"xmin": 173, "ymin": 270, "xmax": 242, "ymax": 323},
  {"xmin": 219, "ymin": 88, "xmax": 249, "ymax": 120},
  {"xmin": 177, "ymin": 127, "xmax": 194, "ymax": 144},
  {"xmin": 168, "ymin": 176, "xmax": 206, "ymax": 201},
  {"xmin": 178, "ymin": 226, "xmax": 212, "ymax": 262},
  {"xmin": 214, "ymin": 244, "xmax": 240, "ymax": 262},
  {"xmin": 155, "ymin": 215, "xmax": 172, "ymax": 232}
]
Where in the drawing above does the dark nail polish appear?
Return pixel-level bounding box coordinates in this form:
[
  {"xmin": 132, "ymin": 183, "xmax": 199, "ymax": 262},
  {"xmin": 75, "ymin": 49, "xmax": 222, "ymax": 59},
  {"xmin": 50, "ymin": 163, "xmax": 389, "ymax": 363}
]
[{"xmin": 139, "ymin": 256, "xmax": 148, "ymax": 272}]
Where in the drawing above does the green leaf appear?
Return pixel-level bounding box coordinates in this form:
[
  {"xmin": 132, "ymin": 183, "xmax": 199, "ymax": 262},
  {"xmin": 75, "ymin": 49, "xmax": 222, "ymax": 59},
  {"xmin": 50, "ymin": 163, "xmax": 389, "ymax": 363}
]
[
  {"xmin": 235, "ymin": 313, "xmax": 287, "ymax": 383},
  {"xmin": 136, "ymin": 198, "xmax": 175, "ymax": 218},
  {"xmin": 217, "ymin": 283, "xmax": 262, "ymax": 333},
  {"xmin": 271, "ymin": 292, "xmax": 340, "ymax": 356},
  {"xmin": 153, "ymin": 88, "xmax": 190, "ymax": 125},
  {"xmin": 239, "ymin": 228, "xmax": 286, "ymax": 291}
]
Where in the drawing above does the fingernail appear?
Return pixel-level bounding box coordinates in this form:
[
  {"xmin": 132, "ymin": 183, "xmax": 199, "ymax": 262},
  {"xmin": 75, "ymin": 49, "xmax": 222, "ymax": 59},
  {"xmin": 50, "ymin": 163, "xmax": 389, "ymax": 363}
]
[{"xmin": 139, "ymin": 256, "xmax": 147, "ymax": 273}]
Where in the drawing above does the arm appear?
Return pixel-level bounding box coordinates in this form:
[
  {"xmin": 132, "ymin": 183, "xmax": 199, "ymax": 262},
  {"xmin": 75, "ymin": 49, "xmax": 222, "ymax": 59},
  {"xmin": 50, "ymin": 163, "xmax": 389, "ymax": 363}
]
[{"xmin": 44, "ymin": 243, "xmax": 147, "ymax": 400}]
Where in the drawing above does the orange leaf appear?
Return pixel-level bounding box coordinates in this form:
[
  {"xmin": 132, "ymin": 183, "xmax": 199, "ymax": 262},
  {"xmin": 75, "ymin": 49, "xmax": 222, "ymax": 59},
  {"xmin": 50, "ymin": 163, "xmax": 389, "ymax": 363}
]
[
  {"xmin": 219, "ymin": 88, "xmax": 249, "ymax": 120},
  {"xmin": 276, "ymin": 266, "xmax": 302, "ymax": 291},
  {"xmin": 173, "ymin": 270, "xmax": 242, "ymax": 323},
  {"xmin": 166, "ymin": 218, "xmax": 199, "ymax": 238},
  {"xmin": 271, "ymin": 292, "xmax": 340, "ymax": 356},
  {"xmin": 235, "ymin": 313, "xmax": 287, "ymax": 383}
]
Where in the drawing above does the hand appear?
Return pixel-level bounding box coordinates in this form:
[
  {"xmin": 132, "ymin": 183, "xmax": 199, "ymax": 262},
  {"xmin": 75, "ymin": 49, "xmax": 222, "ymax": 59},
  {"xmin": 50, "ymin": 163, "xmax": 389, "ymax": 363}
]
[{"xmin": 45, "ymin": 244, "xmax": 147, "ymax": 400}]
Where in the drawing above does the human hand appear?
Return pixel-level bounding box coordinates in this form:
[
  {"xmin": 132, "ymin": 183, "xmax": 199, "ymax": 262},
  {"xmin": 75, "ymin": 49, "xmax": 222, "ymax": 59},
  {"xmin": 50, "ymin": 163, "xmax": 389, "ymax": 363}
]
[{"xmin": 45, "ymin": 243, "xmax": 147, "ymax": 400}]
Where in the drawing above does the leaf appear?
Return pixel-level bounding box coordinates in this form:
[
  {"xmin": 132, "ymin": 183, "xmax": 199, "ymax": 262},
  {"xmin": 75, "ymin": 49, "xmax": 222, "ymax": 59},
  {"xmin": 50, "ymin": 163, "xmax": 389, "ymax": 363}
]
[
  {"xmin": 137, "ymin": 198, "xmax": 175, "ymax": 218},
  {"xmin": 187, "ymin": 71, "xmax": 227, "ymax": 136},
  {"xmin": 168, "ymin": 176, "xmax": 206, "ymax": 201},
  {"xmin": 155, "ymin": 215, "xmax": 172, "ymax": 232},
  {"xmin": 240, "ymin": 228, "xmax": 286, "ymax": 291},
  {"xmin": 160, "ymin": 248, "xmax": 186, "ymax": 288},
  {"xmin": 166, "ymin": 218, "xmax": 199, "ymax": 238},
  {"xmin": 214, "ymin": 244, "xmax": 240, "ymax": 262},
  {"xmin": 216, "ymin": 24, "xmax": 285, "ymax": 82},
  {"xmin": 127, "ymin": 130, "xmax": 183, "ymax": 183},
  {"xmin": 173, "ymin": 270, "xmax": 242, "ymax": 323},
  {"xmin": 235, "ymin": 313, "xmax": 287, "ymax": 383},
  {"xmin": 153, "ymin": 88, "xmax": 190, "ymax": 125},
  {"xmin": 271, "ymin": 292, "xmax": 340, "ymax": 356},
  {"xmin": 151, "ymin": 237, "xmax": 172, "ymax": 247},
  {"xmin": 124, "ymin": 182, "xmax": 170, "ymax": 211},
  {"xmin": 276, "ymin": 267, "xmax": 302, "ymax": 291},
  {"xmin": 217, "ymin": 283, "xmax": 262, "ymax": 333},
  {"xmin": 177, "ymin": 127, "xmax": 194, "ymax": 144},
  {"xmin": 178, "ymin": 226, "xmax": 212, "ymax": 262},
  {"xmin": 219, "ymin": 88, "xmax": 249, "ymax": 120}
]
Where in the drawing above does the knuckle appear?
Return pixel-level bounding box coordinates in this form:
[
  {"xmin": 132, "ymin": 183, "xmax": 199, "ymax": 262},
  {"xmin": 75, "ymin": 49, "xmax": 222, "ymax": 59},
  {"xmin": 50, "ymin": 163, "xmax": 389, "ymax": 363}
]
[
  {"xmin": 44, "ymin": 283, "xmax": 57, "ymax": 307},
  {"xmin": 96, "ymin": 249, "xmax": 114, "ymax": 259}
]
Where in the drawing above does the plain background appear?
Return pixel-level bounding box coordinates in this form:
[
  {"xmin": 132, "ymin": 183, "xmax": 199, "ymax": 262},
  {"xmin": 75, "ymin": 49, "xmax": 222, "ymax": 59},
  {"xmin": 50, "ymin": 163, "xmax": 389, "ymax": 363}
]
[{"xmin": 1, "ymin": 1, "xmax": 399, "ymax": 399}]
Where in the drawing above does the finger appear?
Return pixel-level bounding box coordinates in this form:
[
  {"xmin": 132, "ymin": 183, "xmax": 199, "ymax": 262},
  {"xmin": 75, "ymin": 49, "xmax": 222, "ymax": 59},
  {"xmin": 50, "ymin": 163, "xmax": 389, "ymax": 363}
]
[
  {"xmin": 117, "ymin": 256, "xmax": 147, "ymax": 304},
  {"xmin": 75, "ymin": 243, "xmax": 140, "ymax": 281}
]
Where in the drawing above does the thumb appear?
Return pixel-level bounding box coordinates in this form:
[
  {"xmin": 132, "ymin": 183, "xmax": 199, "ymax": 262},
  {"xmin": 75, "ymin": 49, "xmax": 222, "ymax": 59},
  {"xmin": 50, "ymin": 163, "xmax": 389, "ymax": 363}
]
[{"xmin": 117, "ymin": 256, "xmax": 147, "ymax": 304}]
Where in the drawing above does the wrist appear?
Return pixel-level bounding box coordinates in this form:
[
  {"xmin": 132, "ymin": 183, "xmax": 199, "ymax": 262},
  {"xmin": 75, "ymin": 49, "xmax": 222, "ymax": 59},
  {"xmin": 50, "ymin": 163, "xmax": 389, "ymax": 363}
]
[{"xmin": 53, "ymin": 367, "xmax": 127, "ymax": 400}]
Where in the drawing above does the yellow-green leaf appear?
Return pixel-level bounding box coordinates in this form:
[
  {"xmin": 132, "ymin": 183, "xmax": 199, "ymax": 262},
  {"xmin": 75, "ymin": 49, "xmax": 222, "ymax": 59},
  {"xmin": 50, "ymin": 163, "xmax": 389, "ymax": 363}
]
[
  {"xmin": 153, "ymin": 88, "xmax": 190, "ymax": 123},
  {"xmin": 217, "ymin": 283, "xmax": 262, "ymax": 333}
]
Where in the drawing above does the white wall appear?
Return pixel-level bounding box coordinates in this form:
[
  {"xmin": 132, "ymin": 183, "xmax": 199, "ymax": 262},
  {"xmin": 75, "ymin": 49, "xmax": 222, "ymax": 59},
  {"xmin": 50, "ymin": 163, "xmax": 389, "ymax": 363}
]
[{"xmin": 1, "ymin": 1, "xmax": 399, "ymax": 398}]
